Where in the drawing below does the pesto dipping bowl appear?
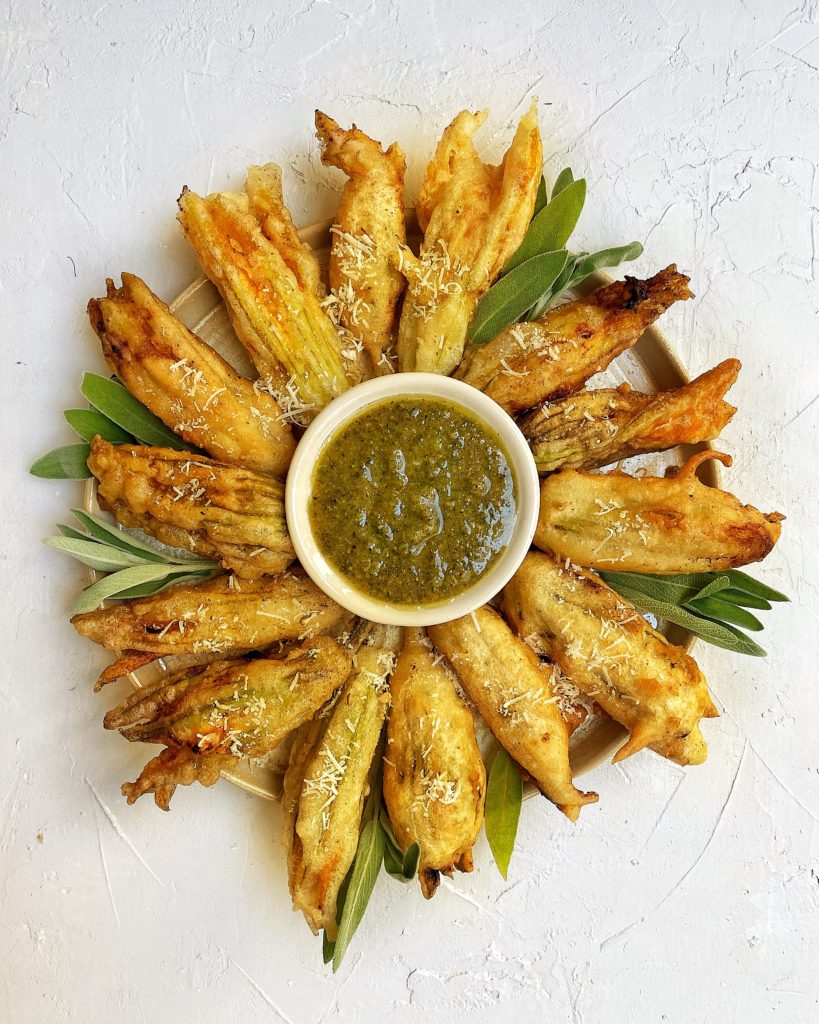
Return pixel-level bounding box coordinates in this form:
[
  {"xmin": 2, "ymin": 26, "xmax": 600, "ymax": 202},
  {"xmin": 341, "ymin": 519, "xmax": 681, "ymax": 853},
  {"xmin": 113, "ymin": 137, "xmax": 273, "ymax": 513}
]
[{"xmin": 285, "ymin": 373, "xmax": 539, "ymax": 627}]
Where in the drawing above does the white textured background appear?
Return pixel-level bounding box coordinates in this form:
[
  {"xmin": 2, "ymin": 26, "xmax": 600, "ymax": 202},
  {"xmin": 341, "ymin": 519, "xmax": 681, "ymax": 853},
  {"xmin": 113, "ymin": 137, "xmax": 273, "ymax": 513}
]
[{"xmin": 2, "ymin": 0, "xmax": 818, "ymax": 1021}]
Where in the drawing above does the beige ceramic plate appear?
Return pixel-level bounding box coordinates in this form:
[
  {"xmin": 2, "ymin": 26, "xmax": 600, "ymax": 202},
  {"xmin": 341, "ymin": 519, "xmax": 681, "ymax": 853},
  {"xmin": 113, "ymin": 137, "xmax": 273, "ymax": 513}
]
[{"xmin": 87, "ymin": 211, "xmax": 720, "ymax": 801}]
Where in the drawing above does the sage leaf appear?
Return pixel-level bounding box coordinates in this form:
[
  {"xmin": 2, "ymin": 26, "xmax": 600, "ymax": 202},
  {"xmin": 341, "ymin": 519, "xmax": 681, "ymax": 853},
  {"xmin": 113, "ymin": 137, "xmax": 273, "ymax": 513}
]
[
  {"xmin": 80, "ymin": 373, "xmax": 190, "ymax": 450},
  {"xmin": 382, "ymin": 839, "xmax": 405, "ymax": 879},
  {"xmin": 551, "ymin": 167, "xmax": 574, "ymax": 199},
  {"xmin": 468, "ymin": 250, "xmax": 568, "ymax": 345},
  {"xmin": 691, "ymin": 575, "xmax": 732, "ymax": 601},
  {"xmin": 44, "ymin": 536, "xmax": 145, "ymax": 572},
  {"xmin": 570, "ymin": 241, "xmax": 643, "ymax": 283},
  {"xmin": 686, "ymin": 597, "xmax": 764, "ymax": 632},
  {"xmin": 724, "ymin": 570, "xmax": 789, "ymax": 603},
  {"xmin": 379, "ymin": 809, "xmax": 406, "ymax": 878},
  {"xmin": 526, "ymin": 252, "xmax": 585, "ymax": 320},
  {"xmin": 717, "ymin": 588, "xmax": 772, "ymax": 611},
  {"xmin": 332, "ymin": 815, "xmax": 385, "ymax": 971},
  {"xmin": 484, "ymin": 747, "xmax": 522, "ymax": 880},
  {"xmin": 600, "ymin": 580, "xmax": 766, "ymax": 656},
  {"xmin": 322, "ymin": 931, "xmax": 335, "ymax": 964},
  {"xmin": 56, "ymin": 524, "xmax": 97, "ymax": 543},
  {"xmin": 30, "ymin": 443, "xmax": 92, "ymax": 480},
  {"xmin": 70, "ymin": 509, "xmax": 205, "ymax": 564},
  {"xmin": 505, "ymin": 179, "xmax": 586, "ymax": 271},
  {"xmin": 70, "ymin": 563, "xmax": 218, "ymax": 615},
  {"xmin": 114, "ymin": 572, "xmax": 214, "ymax": 600},
  {"xmin": 401, "ymin": 842, "xmax": 421, "ymax": 880},
  {"xmin": 600, "ymin": 570, "xmax": 700, "ymax": 606},
  {"xmin": 533, "ymin": 176, "xmax": 548, "ymax": 216},
  {"xmin": 64, "ymin": 408, "xmax": 134, "ymax": 444}
]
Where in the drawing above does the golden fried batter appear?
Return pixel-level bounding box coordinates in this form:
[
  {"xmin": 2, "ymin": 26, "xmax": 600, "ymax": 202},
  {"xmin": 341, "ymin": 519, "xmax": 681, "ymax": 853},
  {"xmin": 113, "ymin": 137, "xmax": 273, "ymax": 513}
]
[
  {"xmin": 107, "ymin": 637, "xmax": 352, "ymax": 808},
  {"xmin": 315, "ymin": 112, "xmax": 406, "ymax": 378},
  {"xmin": 72, "ymin": 569, "xmax": 346, "ymax": 665},
  {"xmin": 395, "ymin": 101, "xmax": 542, "ymax": 375},
  {"xmin": 382, "ymin": 629, "xmax": 485, "ymax": 898},
  {"xmin": 500, "ymin": 551, "xmax": 718, "ymax": 765},
  {"xmin": 455, "ymin": 266, "xmax": 693, "ymax": 413},
  {"xmin": 521, "ymin": 359, "xmax": 740, "ymax": 473},
  {"xmin": 178, "ymin": 168, "xmax": 349, "ymax": 422},
  {"xmin": 429, "ymin": 608, "xmax": 597, "ymax": 820},
  {"xmin": 283, "ymin": 633, "xmax": 397, "ymax": 937},
  {"xmin": 88, "ymin": 438, "xmax": 294, "ymax": 578},
  {"xmin": 535, "ymin": 451, "xmax": 784, "ymax": 573},
  {"xmin": 88, "ymin": 273, "xmax": 295, "ymax": 475}
]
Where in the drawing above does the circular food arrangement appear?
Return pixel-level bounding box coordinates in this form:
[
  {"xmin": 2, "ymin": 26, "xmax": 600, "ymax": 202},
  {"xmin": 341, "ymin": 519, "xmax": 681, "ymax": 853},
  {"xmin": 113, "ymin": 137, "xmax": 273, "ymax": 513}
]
[{"xmin": 32, "ymin": 103, "xmax": 786, "ymax": 969}]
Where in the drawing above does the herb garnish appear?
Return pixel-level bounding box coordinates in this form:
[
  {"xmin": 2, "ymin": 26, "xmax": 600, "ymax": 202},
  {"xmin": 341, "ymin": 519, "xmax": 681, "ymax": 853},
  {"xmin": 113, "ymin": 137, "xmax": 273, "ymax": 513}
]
[
  {"xmin": 467, "ymin": 168, "xmax": 643, "ymax": 344},
  {"xmin": 484, "ymin": 746, "xmax": 523, "ymax": 879},
  {"xmin": 31, "ymin": 372, "xmax": 195, "ymax": 479},
  {"xmin": 599, "ymin": 569, "xmax": 789, "ymax": 657},
  {"xmin": 44, "ymin": 508, "xmax": 219, "ymax": 614}
]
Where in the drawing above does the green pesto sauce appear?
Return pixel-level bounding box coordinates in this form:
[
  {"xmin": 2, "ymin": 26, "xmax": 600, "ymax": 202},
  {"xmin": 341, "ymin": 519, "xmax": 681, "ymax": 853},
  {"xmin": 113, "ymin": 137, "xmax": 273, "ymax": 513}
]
[{"xmin": 309, "ymin": 396, "xmax": 517, "ymax": 606}]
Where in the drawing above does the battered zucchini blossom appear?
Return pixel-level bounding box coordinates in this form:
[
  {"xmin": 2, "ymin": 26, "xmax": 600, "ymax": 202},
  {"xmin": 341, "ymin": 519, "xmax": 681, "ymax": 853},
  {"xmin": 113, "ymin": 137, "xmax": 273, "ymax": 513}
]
[
  {"xmin": 315, "ymin": 111, "xmax": 407, "ymax": 378},
  {"xmin": 500, "ymin": 551, "xmax": 718, "ymax": 766},
  {"xmin": 178, "ymin": 166, "xmax": 350, "ymax": 423},
  {"xmin": 88, "ymin": 438, "xmax": 295, "ymax": 578},
  {"xmin": 456, "ymin": 266, "xmax": 693, "ymax": 413},
  {"xmin": 71, "ymin": 569, "xmax": 348, "ymax": 686},
  {"xmin": 383, "ymin": 629, "xmax": 486, "ymax": 897},
  {"xmin": 520, "ymin": 359, "xmax": 740, "ymax": 473},
  {"xmin": 88, "ymin": 273, "xmax": 295, "ymax": 475},
  {"xmin": 535, "ymin": 451, "xmax": 784, "ymax": 574},
  {"xmin": 283, "ymin": 628, "xmax": 399, "ymax": 936},
  {"xmin": 396, "ymin": 101, "xmax": 543, "ymax": 375},
  {"xmin": 429, "ymin": 607, "xmax": 597, "ymax": 821},
  {"xmin": 105, "ymin": 637, "xmax": 351, "ymax": 809}
]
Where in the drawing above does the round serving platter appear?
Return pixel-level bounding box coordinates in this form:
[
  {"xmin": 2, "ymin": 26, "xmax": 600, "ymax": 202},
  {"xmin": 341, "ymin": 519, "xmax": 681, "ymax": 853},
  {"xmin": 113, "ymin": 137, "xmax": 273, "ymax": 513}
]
[{"xmin": 86, "ymin": 210, "xmax": 720, "ymax": 801}]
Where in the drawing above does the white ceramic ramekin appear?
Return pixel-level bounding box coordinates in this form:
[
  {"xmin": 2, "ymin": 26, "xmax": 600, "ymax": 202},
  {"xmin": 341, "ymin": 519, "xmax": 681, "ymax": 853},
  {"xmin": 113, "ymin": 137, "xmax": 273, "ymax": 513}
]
[{"xmin": 285, "ymin": 372, "xmax": 539, "ymax": 627}]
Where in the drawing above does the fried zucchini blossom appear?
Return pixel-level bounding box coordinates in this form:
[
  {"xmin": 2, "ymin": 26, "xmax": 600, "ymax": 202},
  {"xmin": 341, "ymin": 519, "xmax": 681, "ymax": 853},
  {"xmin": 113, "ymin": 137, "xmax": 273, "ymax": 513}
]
[
  {"xmin": 500, "ymin": 551, "xmax": 718, "ymax": 766},
  {"xmin": 87, "ymin": 439, "xmax": 295, "ymax": 578},
  {"xmin": 383, "ymin": 629, "xmax": 486, "ymax": 898},
  {"xmin": 106, "ymin": 637, "xmax": 352, "ymax": 809},
  {"xmin": 395, "ymin": 101, "xmax": 542, "ymax": 375}
]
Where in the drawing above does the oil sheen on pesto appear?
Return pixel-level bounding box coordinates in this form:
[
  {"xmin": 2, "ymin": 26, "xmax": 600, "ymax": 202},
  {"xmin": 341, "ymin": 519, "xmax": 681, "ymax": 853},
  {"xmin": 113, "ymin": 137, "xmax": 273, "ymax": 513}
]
[{"xmin": 309, "ymin": 396, "xmax": 517, "ymax": 605}]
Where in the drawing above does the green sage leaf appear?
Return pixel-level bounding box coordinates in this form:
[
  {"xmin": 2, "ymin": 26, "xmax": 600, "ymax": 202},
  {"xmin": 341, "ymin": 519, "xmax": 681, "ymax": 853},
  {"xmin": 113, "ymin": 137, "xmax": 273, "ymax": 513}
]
[
  {"xmin": 64, "ymin": 408, "xmax": 134, "ymax": 444},
  {"xmin": 691, "ymin": 575, "xmax": 732, "ymax": 601},
  {"xmin": 724, "ymin": 570, "xmax": 789, "ymax": 603},
  {"xmin": 70, "ymin": 509, "xmax": 205, "ymax": 564},
  {"xmin": 468, "ymin": 250, "xmax": 568, "ymax": 345},
  {"xmin": 80, "ymin": 373, "xmax": 190, "ymax": 450},
  {"xmin": 526, "ymin": 252, "xmax": 585, "ymax": 320},
  {"xmin": 533, "ymin": 176, "xmax": 548, "ymax": 216},
  {"xmin": 44, "ymin": 536, "xmax": 146, "ymax": 572},
  {"xmin": 569, "ymin": 241, "xmax": 643, "ymax": 283},
  {"xmin": 30, "ymin": 443, "xmax": 92, "ymax": 479},
  {"xmin": 686, "ymin": 597, "xmax": 764, "ymax": 632},
  {"xmin": 401, "ymin": 843, "xmax": 420, "ymax": 880},
  {"xmin": 113, "ymin": 572, "xmax": 214, "ymax": 600},
  {"xmin": 505, "ymin": 179, "xmax": 586, "ymax": 271},
  {"xmin": 600, "ymin": 579, "xmax": 766, "ymax": 656},
  {"xmin": 379, "ymin": 808, "xmax": 407, "ymax": 879},
  {"xmin": 70, "ymin": 562, "xmax": 217, "ymax": 615},
  {"xmin": 551, "ymin": 167, "xmax": 574, "ymax": 198},
  {"xmin": 322, "ymin": 931, "xmax": 335, "ymax": 964},
  {"xmin": 382, "ymin": 840, "xmax": 405, "ymax": 879},
  {"xmin": 332, "ymin": 815, "xmax": 385, "ymax": 971},
  {"xmin": 56, "ymin": 524, "xmax": 97, "ymax": 543},
  {"xmin": 600, "ymin": 570, "xmax": 701, "ymax": 606},
  {"xmin": 484, "ymin": 747, "xmax": 522, "ymax": 880},
  {"xmin": 717, "ymin": 588, "xmax": 772, "ymax": 610}
]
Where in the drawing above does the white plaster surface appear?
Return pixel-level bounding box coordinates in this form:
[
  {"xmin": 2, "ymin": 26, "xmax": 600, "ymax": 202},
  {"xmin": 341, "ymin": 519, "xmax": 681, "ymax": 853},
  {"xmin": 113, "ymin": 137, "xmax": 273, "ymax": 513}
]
[{"xmin": 2, "ymin": 0, "xmax": 818, "ymax": 1020}]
